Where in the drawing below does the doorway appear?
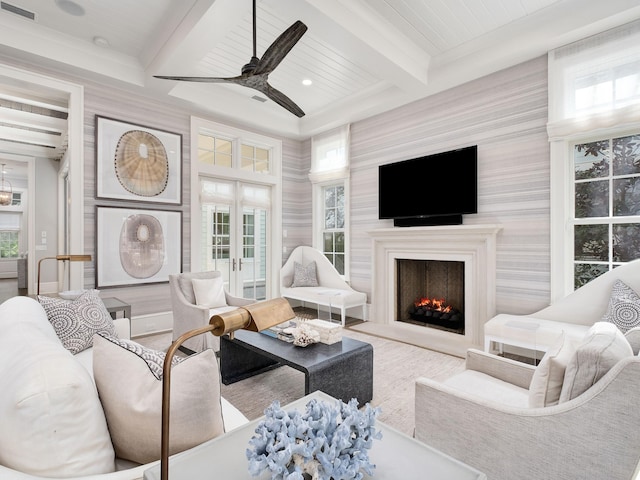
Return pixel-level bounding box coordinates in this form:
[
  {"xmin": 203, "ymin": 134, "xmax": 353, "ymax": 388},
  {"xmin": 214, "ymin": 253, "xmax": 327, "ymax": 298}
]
[{"xmin": 200, "ymin": 178, "xmax": 270, "ymax": 300}]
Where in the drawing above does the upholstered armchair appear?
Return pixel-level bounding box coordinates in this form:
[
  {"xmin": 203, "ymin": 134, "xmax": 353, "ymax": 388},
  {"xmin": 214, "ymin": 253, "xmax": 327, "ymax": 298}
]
[
  {"xmin": 169, "ymin": 271, "xmax": 253, "ymax": 354},
  {"xmin": 415, "ymin": 323, "xmax": 640, "ymax": 480}
]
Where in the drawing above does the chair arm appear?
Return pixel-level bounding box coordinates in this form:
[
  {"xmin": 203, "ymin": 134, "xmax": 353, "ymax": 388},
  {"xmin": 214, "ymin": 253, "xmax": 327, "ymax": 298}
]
[
  {"xmin": 625, "ymin": 326, "xmax": 640, "ymax": 355},
  {"xmin": 225, "ymin": 292, "xmax": 254, "ymax": 307},
  {"xmin": 465, "ymin": 348, "xmax": 535, "ymax": 389}
]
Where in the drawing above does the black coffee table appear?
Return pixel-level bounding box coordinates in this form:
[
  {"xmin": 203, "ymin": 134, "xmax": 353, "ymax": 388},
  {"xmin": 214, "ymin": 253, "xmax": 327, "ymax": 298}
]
[{"xmin": 220, "ymin": 330, "xmax": 373, "ymax": 405}]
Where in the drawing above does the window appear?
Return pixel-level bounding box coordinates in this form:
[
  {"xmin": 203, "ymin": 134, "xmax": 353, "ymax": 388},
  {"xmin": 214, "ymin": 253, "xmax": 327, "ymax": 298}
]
[
  {"xmin": 197, "ymin": 134, "xmax": 232, "ymax": 167},
  {"xmin": 0, "ymin": 212, "xmax": 21, "ymax": 259},
  {"xmin": 241, "ymin": 144, "xmax": 270, "ymax": 173},
  {"xmin": 322, "ymin": 184, "xmax": 345, "ymax": 274},
  {"xmin": 548, "ymin": 20, "xmax": 640, "ymax": 299},
  {"xmin": 0, "ymin": 231, "xmax": 18, "ymax": 258},
  {"xmin": 310, "ymin": 125, "xmax": 350, "ymax": 277},
  {"xmin": 572, "ymin": 133, "xmax": 640, "ymax": 288}
]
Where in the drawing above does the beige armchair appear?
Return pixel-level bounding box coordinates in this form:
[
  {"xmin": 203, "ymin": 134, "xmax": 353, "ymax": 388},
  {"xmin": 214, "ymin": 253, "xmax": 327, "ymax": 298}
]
[
  {"xmin": 415, "ymin": 331, "xmax": 640, "ymax": 480},
  {"xmin": 169, "ymin": 271, "xmax": 253, "ymax": 354}
]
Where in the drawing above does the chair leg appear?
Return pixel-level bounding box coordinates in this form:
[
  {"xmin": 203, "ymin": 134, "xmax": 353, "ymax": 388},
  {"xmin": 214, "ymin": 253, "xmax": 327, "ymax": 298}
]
[{"xmin": 341, "ymin": 308, "xmax": 346, "ymax": 327}]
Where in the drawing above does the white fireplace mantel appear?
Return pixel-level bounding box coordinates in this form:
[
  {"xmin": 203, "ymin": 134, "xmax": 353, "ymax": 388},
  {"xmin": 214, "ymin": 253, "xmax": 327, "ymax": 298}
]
[{"xmin": 368, "ymin": 224, "xmax": 503, "ymax": 357}]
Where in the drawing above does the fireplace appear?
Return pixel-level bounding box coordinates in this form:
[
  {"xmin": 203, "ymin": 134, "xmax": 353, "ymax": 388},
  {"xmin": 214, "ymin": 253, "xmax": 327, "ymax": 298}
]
[
  {"xmin": 396, "ymin": 259, "xmax": 465, "ymax": 334},
  {"xmin": 368, "ymin": 225, "xmax": 502, "ymax": 357}
]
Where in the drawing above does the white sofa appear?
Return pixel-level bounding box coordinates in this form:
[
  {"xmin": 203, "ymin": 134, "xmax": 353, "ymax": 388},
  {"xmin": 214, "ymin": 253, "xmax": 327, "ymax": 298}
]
[
  {"xmin": 0, "ymin": 296, "xmax": 247, "ymax": 480},
  {"xmin": 280, "ymin": 245, "xmax": 367, "ymax": 326},
  {"xmin": 484, "ymin": 259, "xmax": 640, "ymax": 354}
]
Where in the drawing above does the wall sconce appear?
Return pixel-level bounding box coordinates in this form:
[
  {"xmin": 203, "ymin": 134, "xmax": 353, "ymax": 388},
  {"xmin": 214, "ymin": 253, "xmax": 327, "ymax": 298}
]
[
  {"xmin": 160, "ymin": 297, "xmax": 295, "ymax": 480},
  {"xmin": 0, "ymin": 164, "xmax": 12, "ymax": 206},
  {"xmin": 36, "ymin": 254, "xmax": 92, "ymax": 295}
]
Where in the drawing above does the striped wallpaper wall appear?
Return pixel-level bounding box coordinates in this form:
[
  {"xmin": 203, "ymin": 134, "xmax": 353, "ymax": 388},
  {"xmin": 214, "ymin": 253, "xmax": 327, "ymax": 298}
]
[
  {"xmin": 0, "ymin": 51, "xmax": 550, "ymax": 320},
  {"xmin": 347, "ymin": 55, "xmax": 551, "ymax": 316}
]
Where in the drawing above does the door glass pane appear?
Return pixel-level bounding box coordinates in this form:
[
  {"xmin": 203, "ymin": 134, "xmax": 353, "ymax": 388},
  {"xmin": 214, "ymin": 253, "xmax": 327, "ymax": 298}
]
[
  {"xmin": 574, "ymin": 140, "xmax": 609, "ymax": 179},
  {"xmin": 201, "ymin": 203, "xmax": 232, "ymax": 286},
  {"xmin": 612, "ymin": 134, "xmax": 640, "ymax": 175},
  {"xmin": 241, "ymin": 207, "xmax": 267, "ymax": 300},
  {"xmin": 612, "ymin": 223, "xmax": 640, "ymax": 262},
  {"xmin": 575, "ymin": 180, "xmax": 609, "ymax": 217},
  {"xmin": 574, "ymin": 224, "xmax": 608, "ymax": 261}
]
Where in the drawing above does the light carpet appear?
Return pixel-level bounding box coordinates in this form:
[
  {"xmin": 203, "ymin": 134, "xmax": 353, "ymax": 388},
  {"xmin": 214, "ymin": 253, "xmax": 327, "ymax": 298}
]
[{"xmin": 136, "ymin": 328, "xmax": 464, "ymax": 437}]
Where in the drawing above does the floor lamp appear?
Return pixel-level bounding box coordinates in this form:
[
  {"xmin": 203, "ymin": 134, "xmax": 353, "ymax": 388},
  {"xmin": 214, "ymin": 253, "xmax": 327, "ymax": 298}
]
[
  {"xmin": 160, "ymin": 297, "xmax": 295, "ymax": 480},
  {"xmin": 36, "ymin": 254, "xmax": 92, "ymax": 295}
]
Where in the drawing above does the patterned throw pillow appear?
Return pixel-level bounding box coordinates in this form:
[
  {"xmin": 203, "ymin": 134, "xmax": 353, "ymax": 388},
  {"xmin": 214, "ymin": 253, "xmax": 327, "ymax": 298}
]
[
  {"xmin": 38, "ymin": 290, "xmax": 117, "ymax": 354},
  {"xmin": 602, "ymin": 279, "xmax": 640, "ymax": 333},
  {"xmin": 290, "ymin": 261, "xmax": 319, "ymax": 287},
  {"xmin": 96, "ymin": 333, "xmax": 183, "ymax": 380}
]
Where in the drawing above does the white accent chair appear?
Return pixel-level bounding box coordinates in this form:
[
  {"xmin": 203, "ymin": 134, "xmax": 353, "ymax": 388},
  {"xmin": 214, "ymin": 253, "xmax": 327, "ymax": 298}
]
[
  {"xmin": 280, "ymin": 246, "xmax": 367, "ymax": 326},
  {"xmin": 169, "ymin": 271, "xmax": 253, "ymax": 354},
  {"xmin": 484, "ymin": 259, "xmax": 640, "ymax": 354},
  {"xmin": 415, "ymin": 328, "xmax": 640, "ymax": 480}
]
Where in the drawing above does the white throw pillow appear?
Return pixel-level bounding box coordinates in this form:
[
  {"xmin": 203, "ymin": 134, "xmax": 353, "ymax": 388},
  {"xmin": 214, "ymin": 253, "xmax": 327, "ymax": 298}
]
[
  {"xmin": 0, "ymin": 297, "xmax": 115, "ymax": 477},
  {"xmin": 192, "ymin": 276, "xmax": 227, "ymax": 308},
  {"xmin": 559, "ymin": 322, "xmax": 633, "ymax": 402},
  {"xmin": 92, "ymin": 334, "xmax": 225, "ymax": 464},
  {"xmin": 602, "ymin": 279, "xmax": 640, "ymax": 333},
  {"xmin": 290, "ymin": 261, "xmax": 319, "ymax": 287},
  {"xmin": 38, "ymin": 289, "xmax": 117, "ymax": 354},
  {"xmin": 528, "ymin": 332, "xmax": 575, "ymax": 407}
]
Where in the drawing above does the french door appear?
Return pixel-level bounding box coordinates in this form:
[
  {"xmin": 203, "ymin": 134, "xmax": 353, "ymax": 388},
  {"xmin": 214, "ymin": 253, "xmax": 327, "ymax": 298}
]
[{"xmin": 200, "ymin": 178, "xmax": 270, "ymax": 300}]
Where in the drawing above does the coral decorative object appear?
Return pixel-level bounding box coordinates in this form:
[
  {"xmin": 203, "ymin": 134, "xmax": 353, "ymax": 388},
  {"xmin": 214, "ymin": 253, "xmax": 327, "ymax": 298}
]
[{"xmin": 247, "ymin": 398, "xmax": 382, "ymax": 480}]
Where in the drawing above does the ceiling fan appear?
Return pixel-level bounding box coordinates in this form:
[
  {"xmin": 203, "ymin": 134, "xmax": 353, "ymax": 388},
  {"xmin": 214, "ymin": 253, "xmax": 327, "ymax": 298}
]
[{"xmin": 154, "ymin": 0, "xmax": 307, "ymax": 117}]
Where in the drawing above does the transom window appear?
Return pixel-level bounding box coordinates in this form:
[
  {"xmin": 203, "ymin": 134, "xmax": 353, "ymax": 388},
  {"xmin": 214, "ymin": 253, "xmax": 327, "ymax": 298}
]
[{"xmin": 198, "ymin": 134, "xmax": 232, "ymax": 167}]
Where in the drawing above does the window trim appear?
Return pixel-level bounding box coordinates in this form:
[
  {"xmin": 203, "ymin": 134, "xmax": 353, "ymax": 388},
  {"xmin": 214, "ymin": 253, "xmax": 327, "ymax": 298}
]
[{"xmin": 312, "ymin": 178, "xmax": 350, "ymax": 280}]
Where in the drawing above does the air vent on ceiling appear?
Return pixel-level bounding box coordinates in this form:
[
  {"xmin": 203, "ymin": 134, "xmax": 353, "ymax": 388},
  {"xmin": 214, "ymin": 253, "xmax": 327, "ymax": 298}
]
[
  {"xmin": 251, "ymin": 95, "xmax": 267, "ymax": 103},
  {"xmin": 1, "ymin": 2, "xmax": 36, "ymax": 20}
]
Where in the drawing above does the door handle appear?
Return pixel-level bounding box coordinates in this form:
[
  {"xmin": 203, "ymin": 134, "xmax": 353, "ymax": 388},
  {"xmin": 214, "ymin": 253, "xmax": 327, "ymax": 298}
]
[
  {"xmin": 238, "ymin": 258, "xmax": 243, "ymax": 271},
  {"xmin": 232, "ymin": 258, "xmax": 236, "ymax": 271}
]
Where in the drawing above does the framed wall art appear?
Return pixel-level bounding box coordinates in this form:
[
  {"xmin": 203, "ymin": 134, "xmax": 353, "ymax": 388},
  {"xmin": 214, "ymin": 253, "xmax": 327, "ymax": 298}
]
[
  {"xmin": 96, "ymin": 206, "xmax": 182, "ymax": 288},
  {"xmin": 96, "ymin": 116, "xmax": 182, "ymax": 204}
]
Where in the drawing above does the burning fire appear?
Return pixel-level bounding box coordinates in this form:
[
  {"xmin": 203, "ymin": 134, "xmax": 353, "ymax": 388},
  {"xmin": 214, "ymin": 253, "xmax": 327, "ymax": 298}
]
[{"xmin": 413, "ymin": 297, "xmax": 452, "ymax": 313}]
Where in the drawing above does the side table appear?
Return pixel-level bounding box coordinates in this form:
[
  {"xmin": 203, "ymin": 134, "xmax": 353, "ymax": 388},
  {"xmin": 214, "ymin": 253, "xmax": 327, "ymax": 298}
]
[{"xmin": 102, "ymin": 297, "xmax": 132, "ymax": 320}]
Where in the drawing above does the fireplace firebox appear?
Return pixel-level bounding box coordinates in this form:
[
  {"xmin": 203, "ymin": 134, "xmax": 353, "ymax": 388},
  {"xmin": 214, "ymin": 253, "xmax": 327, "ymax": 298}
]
[{"xmin": 396, "ymin": 259, "xmax": 465, "ymax": 334}]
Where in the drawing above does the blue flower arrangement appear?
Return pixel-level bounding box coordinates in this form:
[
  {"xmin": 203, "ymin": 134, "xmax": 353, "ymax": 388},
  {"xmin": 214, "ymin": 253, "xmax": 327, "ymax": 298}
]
[{"xmin": 246, "ymin": 398, "xmax": 382, "ymax": 480}]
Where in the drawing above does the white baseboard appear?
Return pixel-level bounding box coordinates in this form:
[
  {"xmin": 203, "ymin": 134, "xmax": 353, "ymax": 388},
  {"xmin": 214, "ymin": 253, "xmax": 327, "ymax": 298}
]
[{"xmin": 131, "ymin": 311, "xmax": 173, "ymax": 338}]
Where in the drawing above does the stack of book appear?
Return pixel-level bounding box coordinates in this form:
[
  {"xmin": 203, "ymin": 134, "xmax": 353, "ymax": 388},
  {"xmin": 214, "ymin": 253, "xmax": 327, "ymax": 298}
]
[{"xmin": 304, "ymin": 319, "xmax": 342, "ymax": 345}]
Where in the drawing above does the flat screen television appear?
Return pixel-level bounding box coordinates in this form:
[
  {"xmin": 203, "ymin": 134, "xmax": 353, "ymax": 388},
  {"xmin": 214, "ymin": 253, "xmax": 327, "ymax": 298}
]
[{"xmin": 378, "ymin": 145, "xmax": 477, "ymax": 226}]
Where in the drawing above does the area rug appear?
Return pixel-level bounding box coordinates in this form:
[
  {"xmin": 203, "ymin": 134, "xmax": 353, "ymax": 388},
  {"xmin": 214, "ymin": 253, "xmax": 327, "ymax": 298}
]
[{"xmin": 136, "ymin": 326, "xmax": 464, "ymax": 437}]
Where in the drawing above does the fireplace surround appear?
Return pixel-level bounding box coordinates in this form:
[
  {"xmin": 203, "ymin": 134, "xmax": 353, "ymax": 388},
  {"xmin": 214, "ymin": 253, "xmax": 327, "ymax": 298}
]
[{"xmin": 368, "ymin": 225, "xmax": 502, "ymax": 357}]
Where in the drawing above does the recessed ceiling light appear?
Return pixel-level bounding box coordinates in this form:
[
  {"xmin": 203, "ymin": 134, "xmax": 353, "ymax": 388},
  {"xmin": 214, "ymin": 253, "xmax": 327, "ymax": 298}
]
[
  {"xmin": 93, "ymin": 36, "xmax": 110, "ymax": 48},
  {"xmin": 302, "ymin": 79, "xmax": 313, "ymax": 86},
  {"xmin": 55, "ymin": 0, "xmax": 85, "ymax": 16}
]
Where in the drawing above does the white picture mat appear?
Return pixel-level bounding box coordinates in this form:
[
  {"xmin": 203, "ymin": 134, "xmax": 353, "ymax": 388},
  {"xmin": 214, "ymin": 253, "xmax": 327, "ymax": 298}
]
[
  {"xmin": 96, "ymin": 206, "xmax": 181, "ymax": 287},
  {"xmin": 96, "ymin": 116, "xmax": 182, "ymax": 204}
]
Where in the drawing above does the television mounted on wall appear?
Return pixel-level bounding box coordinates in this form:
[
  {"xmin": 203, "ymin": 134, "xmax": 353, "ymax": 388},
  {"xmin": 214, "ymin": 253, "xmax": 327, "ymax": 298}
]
[{"xmin": 378, "ymin": 145, "xmax": 478, "ymax": 227}]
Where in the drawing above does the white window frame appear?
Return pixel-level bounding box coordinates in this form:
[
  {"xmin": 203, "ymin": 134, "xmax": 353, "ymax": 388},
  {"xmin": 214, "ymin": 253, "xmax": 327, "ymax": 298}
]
[
  {"xmin": 310, "ymin": 125, "xmax": 351, "ymax": 280},
  {"xmin": 190, "ymin": 117, "xmax": 283, "ymax": 296},
  {"xmin": 548, "ymin": 21, "xmax": 640, "ymax": 302}
]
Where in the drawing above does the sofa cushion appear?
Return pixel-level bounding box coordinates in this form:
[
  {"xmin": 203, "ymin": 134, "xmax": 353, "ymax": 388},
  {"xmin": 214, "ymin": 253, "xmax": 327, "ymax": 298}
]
[
  {"xmin": 602, "ymin": 279, "xmax": 640, "ymax": 333},
  {"xmin": 528, "ymin": 332, "xmax": 575, "ymax": 407},
  {"xmin": 0, "ymin": 296, "xmax": 115, "ymax": 477},
  {"xmin": 559, "ymin": 322, "xmax": 633, "ymax": 402},
  {"xmin": 38, "ymin": 289, "xmax": 117, "ymax": 354},
  {"xmin": 444, "ymin": 370, "xmax": 529, "ymax": 408},
  {"xmin": 93, "ymin": 334, "xmax": 225, "ymax": 464},
  {"xmin": 192, "ymin": 276, "xmax": 227, "ymax": 308},
  {"xmin": 290, "ymin": 261, "xmax": 319, "ymax": 287}
]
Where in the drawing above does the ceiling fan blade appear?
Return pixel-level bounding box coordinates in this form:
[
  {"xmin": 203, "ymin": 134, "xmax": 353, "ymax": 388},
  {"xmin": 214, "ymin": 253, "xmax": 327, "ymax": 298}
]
[
  {"xmin": 261, "ymin": 83, "xmax": 305, "ymax": 117},
  {"xmin": 254, "ymin": 20, "xmax": 307, "ymax": 75},
  {"xmin": 153, "ymin": 75, "xmax": 242, "ymax": 83}
]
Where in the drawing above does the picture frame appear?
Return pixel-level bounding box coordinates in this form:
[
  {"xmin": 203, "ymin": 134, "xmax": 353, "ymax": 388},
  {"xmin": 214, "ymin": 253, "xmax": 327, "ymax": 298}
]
[
  {"xmin": 96, "ymin": 206, "xmax": 182, "ymax": 288},
  {"xmin": 95, "ymin": 116, "xmax": 182, "ymax": 205}
]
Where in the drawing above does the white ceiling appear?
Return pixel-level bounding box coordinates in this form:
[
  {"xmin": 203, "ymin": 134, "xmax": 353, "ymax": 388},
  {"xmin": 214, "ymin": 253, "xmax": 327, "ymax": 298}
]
[{"xmin": 0, "ymin": 0, "xmax": 639, "ymax": 167}]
